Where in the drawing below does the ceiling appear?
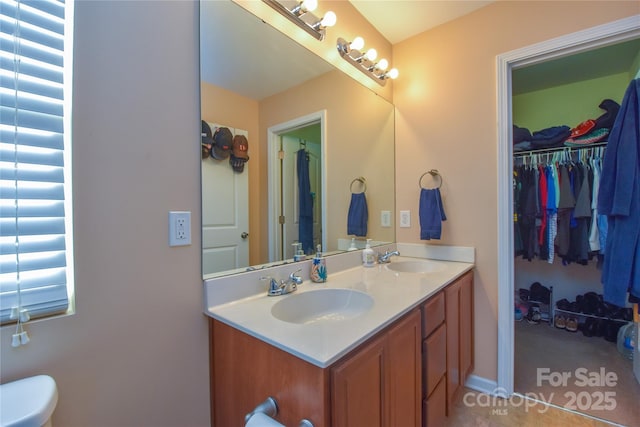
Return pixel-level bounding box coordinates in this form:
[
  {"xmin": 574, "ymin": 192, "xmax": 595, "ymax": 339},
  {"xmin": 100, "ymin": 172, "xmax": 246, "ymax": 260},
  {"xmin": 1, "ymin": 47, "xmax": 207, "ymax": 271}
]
[
  {"xmin": 201, "ymin": 2, "xmax": 639, "ymax": 100},
  {"xmin": 349, "ymin": 0, "xmax": 494, "ymax": 44}
]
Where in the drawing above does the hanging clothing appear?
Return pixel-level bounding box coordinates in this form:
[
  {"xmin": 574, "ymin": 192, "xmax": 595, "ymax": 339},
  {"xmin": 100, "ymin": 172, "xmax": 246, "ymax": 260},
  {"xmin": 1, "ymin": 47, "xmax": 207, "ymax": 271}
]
[
  {"xmin": 297, "ymin": 149, "xmax": 314, "ymax": 254},
  {"xmin": 513, "ymin": 146, "xmax": 606, "ymax": 265},
  {"xmin": 597, "ymin": 79, "xmax": 640, "ymax": 307}
]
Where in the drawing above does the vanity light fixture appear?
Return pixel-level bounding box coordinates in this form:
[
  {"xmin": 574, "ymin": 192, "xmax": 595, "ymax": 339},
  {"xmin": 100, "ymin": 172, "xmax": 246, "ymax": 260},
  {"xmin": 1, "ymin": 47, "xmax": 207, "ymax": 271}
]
[
  {"xmin": 263, "ymin": 0, "xmax": 337, "ymax": 41},
  {"xmin": 337, "ymin": 37, "xmax": 399, "ymax": 86}
]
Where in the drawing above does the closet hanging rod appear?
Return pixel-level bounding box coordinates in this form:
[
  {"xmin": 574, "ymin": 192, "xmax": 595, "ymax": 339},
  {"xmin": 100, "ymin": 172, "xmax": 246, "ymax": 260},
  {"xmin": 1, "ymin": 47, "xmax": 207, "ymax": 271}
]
[{"xmin": 513, "ymin": 141, "xmax": 607, "ymax": 158}]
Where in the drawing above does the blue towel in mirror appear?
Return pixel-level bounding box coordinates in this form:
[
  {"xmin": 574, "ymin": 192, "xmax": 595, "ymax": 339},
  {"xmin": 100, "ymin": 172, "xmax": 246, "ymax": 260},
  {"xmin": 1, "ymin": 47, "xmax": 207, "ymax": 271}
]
[
  {"xmin": 347, "ymin": 192, "xmax": 368, "ymax": 237},
  {"xmin": 419, "ymin": 188, "xmax": 447, "ymax": 240},
  {"xmin": 297, "ymin": 149, "xmax": 314, "ymax": 253}
]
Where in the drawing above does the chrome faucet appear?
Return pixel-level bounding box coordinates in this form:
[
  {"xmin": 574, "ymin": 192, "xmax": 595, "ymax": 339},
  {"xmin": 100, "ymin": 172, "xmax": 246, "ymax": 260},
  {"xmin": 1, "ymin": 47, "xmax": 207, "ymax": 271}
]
[
  {"xmin": 378, "ymin": 250, "xmax": 400, "ymax": 263},
  {"xmin": 262, "ymin": 269, "xmax": 303, "ymax": 296}
]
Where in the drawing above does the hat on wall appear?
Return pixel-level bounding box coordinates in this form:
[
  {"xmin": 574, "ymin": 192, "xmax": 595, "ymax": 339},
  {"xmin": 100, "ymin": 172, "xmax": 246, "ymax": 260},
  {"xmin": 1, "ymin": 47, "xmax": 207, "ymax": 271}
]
[
  {"xmin": 210, "ymin": 126, "xmax": 233, "ymax": 160},
  {"xmin": 201, "ymin": 120, "xmax": 214, "ymax": 159},
  {"xmin": 229, "ymin": 134, "xmax": 249, "ymax": 173}
]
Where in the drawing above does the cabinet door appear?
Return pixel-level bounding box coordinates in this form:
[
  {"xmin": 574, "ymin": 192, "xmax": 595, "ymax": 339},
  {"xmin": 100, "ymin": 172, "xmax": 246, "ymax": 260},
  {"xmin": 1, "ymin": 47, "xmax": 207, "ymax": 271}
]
[
  {"xmin": 459, "ymin": 273, "xmax": 474, "ymax": 382},
  {"xmin": 424, "ymin": 376, "xmax": 447, "ymax": 427},
  {"xmin": 424, "ymin": 323, "xmax": 446, "ymax": 398},
  {"xmin": 445, "ymin": 279, "xmax": 461, "ymax": 407},
  {"xmin": 387, "ymin": 310, "xmax": 422, "ymax": 427},
  {"xmin": 332, "ymin": 335, "xmax": 386, "ymax": 427},
  {"xmin": 445, "ymin": 271, "xmax": 474, "ymax": 411}
]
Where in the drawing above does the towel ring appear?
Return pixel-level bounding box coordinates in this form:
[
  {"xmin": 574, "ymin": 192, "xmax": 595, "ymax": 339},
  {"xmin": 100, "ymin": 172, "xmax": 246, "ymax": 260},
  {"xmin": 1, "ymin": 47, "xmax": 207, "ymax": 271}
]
[
  {"xmin": 350, "ymin": 177, "xmax": 366, "ymax": 193},
  {"xmin": 419, "ymin": 169, "xmax": 442, "ymax": 189}
]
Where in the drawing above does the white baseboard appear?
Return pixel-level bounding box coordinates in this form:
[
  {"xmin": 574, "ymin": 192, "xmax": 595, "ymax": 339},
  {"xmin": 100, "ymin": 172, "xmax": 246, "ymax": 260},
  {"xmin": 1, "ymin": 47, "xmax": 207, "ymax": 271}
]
[{"xmin": 465, "ymin": 374, "xmax": 505, "ymax": 397}]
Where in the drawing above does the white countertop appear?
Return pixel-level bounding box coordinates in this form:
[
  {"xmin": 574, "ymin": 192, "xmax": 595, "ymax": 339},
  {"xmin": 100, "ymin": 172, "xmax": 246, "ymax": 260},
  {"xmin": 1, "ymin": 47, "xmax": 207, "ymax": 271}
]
[{"xmin": 206, "ymin": 255, "xmax": 473, "ymax": 368}]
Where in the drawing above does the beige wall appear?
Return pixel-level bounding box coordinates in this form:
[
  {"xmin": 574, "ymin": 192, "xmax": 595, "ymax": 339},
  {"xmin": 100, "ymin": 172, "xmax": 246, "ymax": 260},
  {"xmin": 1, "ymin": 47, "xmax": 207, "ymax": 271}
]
[
  {"xmin": 2, "ymin": 2, "xmax": 638, "ymax": 426},
  {"xmin": 202, "ymin": 70, "xmax": 395, "ymax": 266},
  {"xmin": 259, "ymin": 70, "xmax": 395, "ymax": 253},
  {"xmin": 0, "ymin": 2, "xmax": 209, "ymax": 427},
  {"xmin": 201, "ymin": 82, "xmax": 262, "ymax": 265},
  {"xmin": 393, "ymin": 1, "xmax": 639, "ymax": 382}
]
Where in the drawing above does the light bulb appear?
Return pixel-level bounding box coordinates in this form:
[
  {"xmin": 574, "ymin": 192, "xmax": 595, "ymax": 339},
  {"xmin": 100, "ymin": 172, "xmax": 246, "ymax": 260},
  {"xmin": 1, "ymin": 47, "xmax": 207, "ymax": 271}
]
[
  {"xmin": 300, "ymin": 0, "xmax": 317, "ymax": 13},
  {"xmin": 320, "ymin": 11, "xmax": 336, "ymax": 28},
  {"xmin": 386, "ymin": 68, "xmax": 399, "ymax": 79},
  {"xmin": 376, "ymin": 59, "xmax": 389, "ymax": 71},
  {"xmin": 365, "ymin": 48, "xmax": 377, "ymax": 61},
  {"xmin": 351, "ymin": 36, "xmax": 365, "ymax": 51}
]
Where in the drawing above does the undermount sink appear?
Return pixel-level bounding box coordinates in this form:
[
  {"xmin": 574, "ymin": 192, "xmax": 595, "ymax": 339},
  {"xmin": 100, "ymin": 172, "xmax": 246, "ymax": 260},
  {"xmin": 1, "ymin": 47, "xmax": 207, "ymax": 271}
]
[
  {"xmin": 385, "ymin": 259, "xmax": 447, "ymax": 274},
  {"xmin": 271, "ymin": 289, "xmax": 374, "ymax": 325}
]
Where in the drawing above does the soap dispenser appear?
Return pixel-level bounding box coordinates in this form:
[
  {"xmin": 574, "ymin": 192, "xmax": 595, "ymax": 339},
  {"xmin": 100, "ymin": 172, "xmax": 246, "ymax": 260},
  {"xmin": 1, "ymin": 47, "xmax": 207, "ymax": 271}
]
[
  {"xmin": 310, "ymin": 244, "xmax": 327, "ymax": 283},
  {"xmin": 362, "ymin": 239, "xmax": 375, "ymax": 267},
  {"xmin": 292, "ymin": 242, "xmax": 305, "ymax": 262},
  {"xmin": 347, "ymin": 237, "xmax": 357, "ymax": 251}
]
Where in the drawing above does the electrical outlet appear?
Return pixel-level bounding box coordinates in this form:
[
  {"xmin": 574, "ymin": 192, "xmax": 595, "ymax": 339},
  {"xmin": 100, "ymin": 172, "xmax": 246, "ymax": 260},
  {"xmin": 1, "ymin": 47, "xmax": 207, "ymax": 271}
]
[
  {"xmin": 381, "ymin": 210, "xmax": 391, "ymax": 227},
  {"xmin": 169, "ymin": 211, "xmax": 191, "ymax": 246},
  {"xmin": 399, "ymin": 210, "xmax": 411, "ymax": 228}
]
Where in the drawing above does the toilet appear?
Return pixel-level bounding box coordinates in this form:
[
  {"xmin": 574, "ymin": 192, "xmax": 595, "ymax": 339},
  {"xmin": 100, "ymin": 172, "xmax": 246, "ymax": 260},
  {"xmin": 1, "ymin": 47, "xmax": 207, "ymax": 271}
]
[{"xmin": 0, "ymin": 375, "xmax": 58, "ymax": 427}]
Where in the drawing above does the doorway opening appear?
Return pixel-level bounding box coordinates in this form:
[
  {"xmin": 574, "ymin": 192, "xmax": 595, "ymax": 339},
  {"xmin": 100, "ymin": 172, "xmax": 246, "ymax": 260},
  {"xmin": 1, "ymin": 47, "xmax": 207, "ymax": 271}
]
[
  {"xmin": 496, "ymin": 14, "xmax": 640, "ymax": 423},
  {"xmin": 267, "ymin": 111, "xmax": 327, "ymax": 263}
]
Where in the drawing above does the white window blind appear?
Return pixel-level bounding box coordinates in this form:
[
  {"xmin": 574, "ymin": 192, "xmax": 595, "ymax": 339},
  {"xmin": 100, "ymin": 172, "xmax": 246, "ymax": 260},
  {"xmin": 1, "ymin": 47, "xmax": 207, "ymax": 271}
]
[{"xmin": 0, "ymin": 0, "xmax": 72, "ymax": 324}]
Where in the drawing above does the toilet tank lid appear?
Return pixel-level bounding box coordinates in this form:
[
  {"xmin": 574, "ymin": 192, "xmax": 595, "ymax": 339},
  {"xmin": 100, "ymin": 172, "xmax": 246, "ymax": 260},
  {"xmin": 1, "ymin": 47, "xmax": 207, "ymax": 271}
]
[{"xmin": 0, "ymin": 375, "xmax": 58, "ymax": 427}]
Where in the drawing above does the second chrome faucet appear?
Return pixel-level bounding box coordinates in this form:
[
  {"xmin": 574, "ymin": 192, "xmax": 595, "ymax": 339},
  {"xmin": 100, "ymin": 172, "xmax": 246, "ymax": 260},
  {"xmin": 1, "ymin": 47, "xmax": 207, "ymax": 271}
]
[{"xmin": 262, "ymin": 270, "xmax": 303, "ymax": 296}]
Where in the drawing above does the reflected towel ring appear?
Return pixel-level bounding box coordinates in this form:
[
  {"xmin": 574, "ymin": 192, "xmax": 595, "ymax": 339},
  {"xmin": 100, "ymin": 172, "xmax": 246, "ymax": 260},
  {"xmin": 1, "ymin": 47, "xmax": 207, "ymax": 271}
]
[
  {"xmin": 419, "ymin": 169, "xmax": 442, "ymax": 189},
  {"xmin": 350, "ymin": 177, "xmax": 367, "ymax": 193}
]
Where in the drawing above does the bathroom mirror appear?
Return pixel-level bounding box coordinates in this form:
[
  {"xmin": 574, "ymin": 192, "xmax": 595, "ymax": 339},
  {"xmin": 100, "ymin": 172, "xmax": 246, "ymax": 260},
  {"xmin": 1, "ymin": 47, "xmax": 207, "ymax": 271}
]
[{"xmin": 201, "ymin": 0, "xmax": 395, "ymax": 279}]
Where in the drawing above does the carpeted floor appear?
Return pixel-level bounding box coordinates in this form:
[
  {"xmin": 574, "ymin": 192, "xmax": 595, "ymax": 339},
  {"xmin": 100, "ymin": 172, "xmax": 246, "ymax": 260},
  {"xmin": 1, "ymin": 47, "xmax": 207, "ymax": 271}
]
[{"xmin": 514, "ymin": 320, "xmax": 640, "ymax": 426}]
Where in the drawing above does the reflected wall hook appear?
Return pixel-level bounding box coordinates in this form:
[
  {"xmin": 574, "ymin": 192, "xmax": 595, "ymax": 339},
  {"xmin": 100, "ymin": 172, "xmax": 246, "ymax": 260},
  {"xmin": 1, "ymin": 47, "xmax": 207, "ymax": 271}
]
[
  {"xmin": 419, "ymin": 169, "xmax": 442, "ymax": 189},
  {"xmin": 350, "ymin": 176, "xmax": 366, "ymax": 193}
]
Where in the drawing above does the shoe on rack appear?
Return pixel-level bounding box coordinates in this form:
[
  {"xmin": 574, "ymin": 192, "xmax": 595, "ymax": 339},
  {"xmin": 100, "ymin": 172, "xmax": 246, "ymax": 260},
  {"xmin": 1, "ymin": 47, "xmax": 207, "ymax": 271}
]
[
  {"xmin": 582, "ymin": 318, "xmax": 596, "ymax": 337},
  {"xmin": 594, "ymin": 319, "xmax": 607, "ymax": 337},
  {"xmin": 515, "ymin": 307, "xmax": 523, "ymax": 322},
  {"xmin": 556, "ymin": 298, "xmax": 570, "ymax": 311},
  {"xmin": 527, "ymin": 307, "xmax": 541, "ymax": 324},
  {"xmin": 565, "ymin": 317, "xmax": 579, "ymax": 332},
  {"xmin": 554, "ymin": 315, "xmax": 566, "ymax": 329}
]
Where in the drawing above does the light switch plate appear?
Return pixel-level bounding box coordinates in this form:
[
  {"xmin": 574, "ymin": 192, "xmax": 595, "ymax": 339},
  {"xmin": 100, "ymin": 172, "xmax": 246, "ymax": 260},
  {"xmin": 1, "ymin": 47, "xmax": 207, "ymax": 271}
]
[
  {"xmin": 399, "ymin": 210, "xmax": 411, "ymax": 228},
  {"xmin": 381, "ymin": 210, "xmax": 391, "ymax": 227}
]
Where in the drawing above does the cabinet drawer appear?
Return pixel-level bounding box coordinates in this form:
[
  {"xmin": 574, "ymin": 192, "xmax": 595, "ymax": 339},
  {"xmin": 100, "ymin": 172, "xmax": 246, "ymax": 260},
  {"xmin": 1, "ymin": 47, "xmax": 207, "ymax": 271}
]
[
  {"xmin": 422, "ymin": 292, "xmax": 445, "ymax": 338},
  {"xmin": 423, "ymin": 323, "xmax": 446, "ymax": 398},
  {"xmin": 424, "ymin": 376, "xmax": 447, "ymax": 427}
]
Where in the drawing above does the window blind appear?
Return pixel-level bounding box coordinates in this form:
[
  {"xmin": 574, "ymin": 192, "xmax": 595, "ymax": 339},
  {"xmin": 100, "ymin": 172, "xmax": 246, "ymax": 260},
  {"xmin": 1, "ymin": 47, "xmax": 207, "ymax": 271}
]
[{"xmin": 0, "ymin": 0, "xmax": 71, "ymax": 324}]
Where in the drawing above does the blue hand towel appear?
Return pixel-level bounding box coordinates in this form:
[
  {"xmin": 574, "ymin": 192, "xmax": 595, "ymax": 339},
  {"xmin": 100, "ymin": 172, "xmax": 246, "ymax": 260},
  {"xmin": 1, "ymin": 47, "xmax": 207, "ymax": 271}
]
[
  {"xmin": 419, "ymin": 188, "xmax": 447, "ymax": 240},
  {"xmin": 297, "ymin": 149, "xmax": 314, "ymax": 254},
  {"xmin": 347, "ymin": 192, "xmax": 368, "ymax": 237}
]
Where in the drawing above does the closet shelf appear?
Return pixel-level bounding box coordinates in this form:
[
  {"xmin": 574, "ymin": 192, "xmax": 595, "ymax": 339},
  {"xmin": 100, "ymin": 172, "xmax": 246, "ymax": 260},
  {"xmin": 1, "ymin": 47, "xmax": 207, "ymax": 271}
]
[
  {"xmin": 513, "ymin": 141, "xmax": 607, "ymax": 158},
  {"xmin": 554, "ymin": 308, "xmax": 629, "ymax": 322}
]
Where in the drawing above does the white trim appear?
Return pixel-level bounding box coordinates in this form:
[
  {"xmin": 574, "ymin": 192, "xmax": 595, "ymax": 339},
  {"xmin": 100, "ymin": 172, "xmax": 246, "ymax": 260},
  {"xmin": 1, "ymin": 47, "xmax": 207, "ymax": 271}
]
[
  {"xmin": 267, "ymin": 110, "xmax": 327, "ymax": 262},
  {"xmin": 464, "ymin": 374, "xmax": 500, "ymax": 396},
  {"xmin": 496, "ymin": 15, "xmax": 640, "ymax": 396}
]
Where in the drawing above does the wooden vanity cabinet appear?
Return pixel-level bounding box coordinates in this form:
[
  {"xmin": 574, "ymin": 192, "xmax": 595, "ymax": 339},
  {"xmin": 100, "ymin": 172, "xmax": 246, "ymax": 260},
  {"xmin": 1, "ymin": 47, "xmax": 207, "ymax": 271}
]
[
  {"xmin": 209, "ymin": 270, "xmax": 473, "ymax": 427},
  {"xmin": 422, "ymin": 270, "xmax": 474, "ymax": 425},
  {"xmin": 210, "ymin": 309, "xmax": 421, "ymax": 427},
  {"xmin": 331, "ymin": 309, "xmax": 421, "ymax": 427},
  {"xmin": 444, "ymin": 270, "xmax": 474, "ymax": 411},
  {"xmin": 421, "ymin": 292, "xmax": 447, "ymax": 426},
  {"xmin": 210, "ymin": 319, "xmax": 331, "ymax": 427}
]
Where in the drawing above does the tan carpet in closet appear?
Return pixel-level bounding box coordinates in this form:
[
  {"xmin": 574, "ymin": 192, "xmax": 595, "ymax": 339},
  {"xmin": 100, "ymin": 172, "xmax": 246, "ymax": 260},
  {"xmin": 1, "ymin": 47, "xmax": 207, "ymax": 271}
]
[{"xmin": 515, "ymin": 320, "xmax": 640, "ymax": 426}]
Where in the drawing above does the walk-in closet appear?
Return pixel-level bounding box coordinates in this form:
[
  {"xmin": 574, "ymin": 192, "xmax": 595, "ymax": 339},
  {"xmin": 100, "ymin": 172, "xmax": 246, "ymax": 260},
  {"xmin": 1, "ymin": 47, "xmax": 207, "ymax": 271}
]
[{"xmin": 512, "ymin": 38, "xmax": 640, "ymax": 426}]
